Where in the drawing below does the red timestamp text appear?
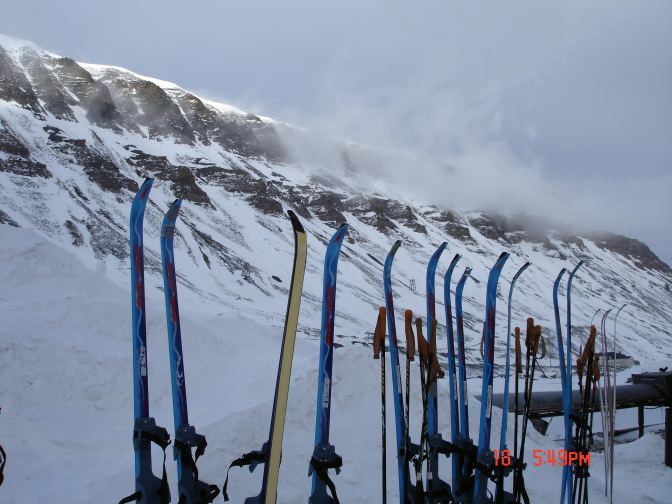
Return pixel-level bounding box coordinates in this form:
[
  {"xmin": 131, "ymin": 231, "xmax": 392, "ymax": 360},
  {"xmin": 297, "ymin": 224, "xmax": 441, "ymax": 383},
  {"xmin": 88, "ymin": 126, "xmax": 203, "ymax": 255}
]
[
  {"xmin": 532, "ymin": 449, "xmax": 591, "ymax": 467},
  {"xmin": 492, "ymin": 449, "xmax": 591, "ymax": 467}
]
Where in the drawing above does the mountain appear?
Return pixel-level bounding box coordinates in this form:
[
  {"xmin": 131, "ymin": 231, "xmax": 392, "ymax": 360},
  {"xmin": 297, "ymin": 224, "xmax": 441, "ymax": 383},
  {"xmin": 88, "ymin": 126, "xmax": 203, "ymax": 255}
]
[
  {"xmin": 1, "ymin": 32, "xmax": 670, "ymax": 368},
  {"xmin": 1, "ymin": 33, "xmax": 672, "ymax": 504}
]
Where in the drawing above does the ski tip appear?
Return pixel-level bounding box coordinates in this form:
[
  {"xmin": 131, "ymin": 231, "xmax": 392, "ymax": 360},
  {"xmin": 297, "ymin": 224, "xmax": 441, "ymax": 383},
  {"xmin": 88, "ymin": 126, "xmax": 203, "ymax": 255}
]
[
  {"xmin": 287, "ymin": 210, "xmax": 305, "ymax": 234},
  {"xmin": 162, "ymin": 200, "xmax": 182, "ymax": 228},
  {"xmin": 391, "ymin": 240, "xmax": 402, "ymax": 253},
  {"xmin": 133, "ymin": 178, "xmax": 154, "ymax": 202},
  {"xmin": 573, "ymin": 259, "xmax": 586, "ymax": 272},
  {"xmin": 333, "ymin": 222, "xmax": 349, "ymax": 240},
  {"xmin": 451, "ymin": 253, "xmax": 461, "ymax": 264}
]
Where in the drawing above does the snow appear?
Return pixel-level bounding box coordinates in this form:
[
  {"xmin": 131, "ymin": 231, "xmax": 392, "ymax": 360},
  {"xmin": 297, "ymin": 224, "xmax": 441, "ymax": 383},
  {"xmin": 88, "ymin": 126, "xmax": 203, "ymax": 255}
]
[
  {"xmin": 82, "ymin": 63, "xmax": 184, "ymax": 92},
  {"xmin": 1, "ymin": 33, "xmax": 671, "ymax": 502},
  {"xmin": 0, "ymin": 225, "xmax": 670, "ymax": 503}
]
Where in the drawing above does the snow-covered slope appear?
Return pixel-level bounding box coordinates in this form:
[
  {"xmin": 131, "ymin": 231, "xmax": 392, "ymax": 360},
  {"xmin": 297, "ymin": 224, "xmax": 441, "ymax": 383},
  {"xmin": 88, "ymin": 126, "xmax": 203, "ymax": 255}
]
[
  {"xmin": 1, "ymin": 34, "xmax": 669, "ymax": 368},
  {"xmin": 1, "ymin": 225, "xmax": 670, "ymax": 503}
]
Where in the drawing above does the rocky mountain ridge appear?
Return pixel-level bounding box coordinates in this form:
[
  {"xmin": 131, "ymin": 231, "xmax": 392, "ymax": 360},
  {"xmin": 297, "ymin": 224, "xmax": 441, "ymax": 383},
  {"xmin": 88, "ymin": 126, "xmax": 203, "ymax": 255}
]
[{"xmin": 1, "ymin": 33, "xmax": 670, "ymax": 366}]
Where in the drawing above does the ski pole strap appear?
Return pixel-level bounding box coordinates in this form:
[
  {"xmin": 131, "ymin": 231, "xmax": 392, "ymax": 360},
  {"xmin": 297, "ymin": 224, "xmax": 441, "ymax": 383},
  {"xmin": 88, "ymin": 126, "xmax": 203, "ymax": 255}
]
[
  {"xmin": 222, "ymin": 445, "xmax": 267, "ymax": 501},
  {"xmin": 309, "ymin": 444, "xmax": 343, "ymax": 503},
  {"xmin": 0, "ymin": 443, "xmax": 5, "ymax": 487}
]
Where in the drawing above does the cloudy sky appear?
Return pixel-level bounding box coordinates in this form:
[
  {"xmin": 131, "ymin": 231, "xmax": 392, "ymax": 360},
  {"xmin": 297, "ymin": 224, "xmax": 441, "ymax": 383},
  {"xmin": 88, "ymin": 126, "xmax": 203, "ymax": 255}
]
[{"xmin": 3, "ymin": 1, "xmax": 671, "ymax": 263}]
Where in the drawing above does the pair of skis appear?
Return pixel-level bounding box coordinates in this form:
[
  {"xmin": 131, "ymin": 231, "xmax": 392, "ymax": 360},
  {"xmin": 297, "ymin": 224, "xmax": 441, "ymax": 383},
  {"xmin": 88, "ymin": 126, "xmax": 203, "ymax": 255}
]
[
  {"xmin": 552, "ymin": 262, "xmax": 584, "ymax": 504},
  {"xmin": 226, "ymin": 219, "xmax": 349, "ymax": 504},
  {"xmin": 382, "ymin": 241, "xmax": 454, "ymax": 504},
  {"xmin": 596, "ymin": 304, "xmax": 625, "ymax": 503},
  {"xmin": 224, "ymin": 211, "xmax": 309, "ymax": 504},
  {"xmin": 123, "ymin": 179, "xmax": 219, "ymax": 504}
]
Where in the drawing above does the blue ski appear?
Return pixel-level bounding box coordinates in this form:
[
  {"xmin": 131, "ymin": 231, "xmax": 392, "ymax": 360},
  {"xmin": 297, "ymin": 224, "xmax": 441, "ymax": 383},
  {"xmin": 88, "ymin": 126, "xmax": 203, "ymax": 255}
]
[
  {"xmin": 552, "ymin": 268, "xmax": 569, "ymax": 504},
  {"xmin": 473, "ymin": 252, "xmax": 510, "ymax": 503},
  {"xmin": 310, "ymin": 223, "xmax": 349, "ymax": 503},
  {"xmin": 560, "ymin": 261, "xmax": 584, "ymax": 503},
  {"xmin": 443, "ymin": 253, "xmax": 461, "ymax": 498},
  {"xmin": 455, "ymin": 266, "xmax": 473, "ymax": 501},
  {"xmin": 495, "ymin": 261, "xmax": 531, "ymax": 503},
  {"xmin": 161, "ymin": 199, "xmax": 219, "ymax": 504},
  {"xmin": 499, "ymin": 262, "xmax": 531, "ymax": 451},
  {"xmin": 383, "ymin": 240, "xmax": 414, "ymax": 503},
  {"xmin": 426, "ymin": 242, "xmax": 447, "ymax": 491},
  {"xmin": 121, "ymin": 178, "xmax": 171, "ymax": 504}
]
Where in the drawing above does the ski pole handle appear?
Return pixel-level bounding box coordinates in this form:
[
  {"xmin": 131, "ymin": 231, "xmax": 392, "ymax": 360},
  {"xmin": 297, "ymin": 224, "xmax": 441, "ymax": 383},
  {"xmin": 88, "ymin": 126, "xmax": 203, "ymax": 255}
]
[
  {"xmin": 373, "ymin": 307, "xmax": 387, "ymax": 359},
  {"xmin": 514, "ymin": 327, "xmax": 522, "ymax": 374},
  {"xmin": 404, "ymin": 310, "xmax": 416, "ymax": 361},
  {"xmin": 525, "ymin": 318, "xmax": 535, "ymax": 349}
]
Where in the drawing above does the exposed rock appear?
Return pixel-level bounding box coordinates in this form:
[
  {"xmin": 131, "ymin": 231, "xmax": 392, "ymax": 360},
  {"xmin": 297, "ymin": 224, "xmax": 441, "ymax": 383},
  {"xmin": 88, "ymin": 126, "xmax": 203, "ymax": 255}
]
[
  {"xmin": 0, "ymin": 121, "xmax": 30, "ymax": 156},
  {"xmin": 0, "ymin": 121, "xmax": 50, "ymax": 178},
  {"xmin": 306, "ymin": 191, "xmax": 346, "ymax": 225},
  {"xmin": 349, "ymin": 197, "xmax": 426, "ymax": 234},
  {"xmin": 0, "ymin": 209, "xmax": 19, "ymax": 227},
  {"xmin": 0, "ymin": 46, "xmax": 44, "ymax": 117},
  {"xmin": 125, "ymin": 148, "xmax": 211, "ymax": 206},
  {"xmin": 65, "ymin": 219, "xmax": 84, "ymax": 246},
  {"xmin": 19, "ymin": 48, "xmax": 76, "ymax": 120},
  {"xmin": 589, "ymin": 232, "xmax": 670, "ymax": 273},
  {"xmin": 43, "ymin": 126, "xmax": 135, "ymax": 192},
  {"xmin": 431, "ymin": 209, "xmax": 473, "ymax": 242},
  {"xmin": 105, "ymin": 77, "xmax": 194, "ymax": 143},
  {"xmin": 49, "ymin": 57, "xmax": 121, "ymax": 129}
]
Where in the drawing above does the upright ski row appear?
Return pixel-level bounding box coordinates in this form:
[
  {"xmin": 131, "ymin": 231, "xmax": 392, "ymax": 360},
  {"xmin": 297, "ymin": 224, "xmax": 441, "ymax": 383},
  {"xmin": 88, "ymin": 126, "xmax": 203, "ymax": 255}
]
[{"xmin": 122, "ymin": 180, "xmax": 606, "ymax": 503}]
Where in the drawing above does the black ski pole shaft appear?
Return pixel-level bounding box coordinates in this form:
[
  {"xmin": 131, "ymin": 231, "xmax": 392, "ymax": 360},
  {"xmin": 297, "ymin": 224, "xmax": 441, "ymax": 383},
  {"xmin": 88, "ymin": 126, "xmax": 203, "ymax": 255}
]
[
  {"xmin": 373, "ymin": 307, "xmax": 388, "ymax": 504},
  {"xmin": 425, "ymin": 319, "xmax": 443, "ymax": 502},
  {"xmin": 513, "ymin": 326, "xmax": 522, "ymax": 493},
  {"xmin": 404, "ymin": 310, "xmax": 416, "ymax": 459},
  {"xmin": 415, "ymin": 317, "xmax": 430, "ymax": 502},
  {"xmin": 516, "ymin": 319, "xmax": 539, "ymax": 504}
]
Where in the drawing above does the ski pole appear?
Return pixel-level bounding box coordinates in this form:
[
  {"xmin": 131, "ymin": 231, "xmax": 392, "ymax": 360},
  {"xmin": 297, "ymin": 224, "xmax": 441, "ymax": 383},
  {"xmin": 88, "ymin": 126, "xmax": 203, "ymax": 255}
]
[
  {"xmin": 404, "ymin": 310, "xmax": 416, "ymax": 460},
  {"xmin": 374, "ymin": 307, "xmax": 388, "ymax": 504},
  {"xmin": 415, "ymin": 317, "xmax": 429, "ymax": 502}
]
